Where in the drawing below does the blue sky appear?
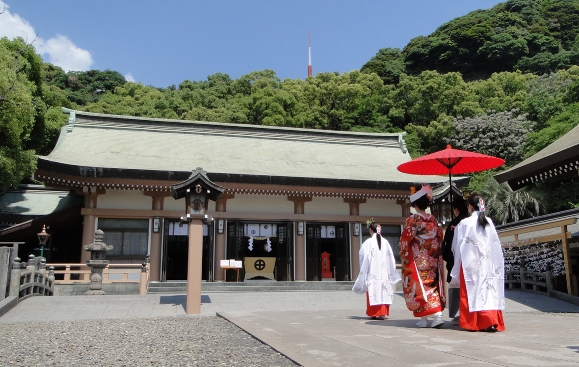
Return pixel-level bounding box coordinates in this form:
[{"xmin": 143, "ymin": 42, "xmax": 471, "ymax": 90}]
[{"xmin": 2, "ymin": 1, "xmax": 503, "ymax": 88}]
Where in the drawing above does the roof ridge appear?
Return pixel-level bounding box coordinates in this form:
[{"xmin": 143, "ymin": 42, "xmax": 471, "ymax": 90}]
[
  {"xmin": 76, "ymin": 120, "xmax": 401, "ymax": 147},
  {"xmin": 64, "ymin": 108, "xmax": 403, "ymax": 141}
]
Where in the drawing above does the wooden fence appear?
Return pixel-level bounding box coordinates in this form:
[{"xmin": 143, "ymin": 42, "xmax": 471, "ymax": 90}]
[
  {"xmin": 505, "ymin": 266, "xmax": 554, "ymax": 295},
  {"xmin": 497, "ymin": 213, "xmax": 577, "ymax": 296}
]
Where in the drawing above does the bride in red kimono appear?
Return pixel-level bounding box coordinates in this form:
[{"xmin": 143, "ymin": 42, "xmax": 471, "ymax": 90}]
[{"xmin": 400, "ymin": 184, "xmax": 446, "ymax": 328}]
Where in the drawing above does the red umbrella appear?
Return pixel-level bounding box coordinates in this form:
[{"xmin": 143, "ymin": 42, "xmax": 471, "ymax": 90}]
[{"xmin": 397, "ymin": 144, "xmax": 505, "ymax": 208}]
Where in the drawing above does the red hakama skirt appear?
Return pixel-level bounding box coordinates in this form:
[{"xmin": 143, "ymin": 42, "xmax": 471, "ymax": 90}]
[
  {"xmin": 459, "ymin": 267, "xmax": 505, "ymax": 331},
  {"xmin": 366, "ymin": 292, "xmax": 390, "ymax": 317}
]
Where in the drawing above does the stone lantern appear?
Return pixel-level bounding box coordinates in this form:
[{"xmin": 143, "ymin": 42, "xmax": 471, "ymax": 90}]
[
  {"xmin": 84, "ymin": 229, "xmax": 113, "ymax": 295},
  {"xmin": 171, "ymin": 168, "xmax": 224, "ymax": 314}
]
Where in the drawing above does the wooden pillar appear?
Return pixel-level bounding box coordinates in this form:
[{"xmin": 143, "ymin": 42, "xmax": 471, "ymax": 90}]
[
  {"xmin": 80, "ymin": 187, "xmax": 103, "ymax": 280},
  {"xmin": 561, "ymin": 225, "xmax": 577, "ymax": 296},
  {"xmin": 397, "ymin": 198, "xmax": 410, "ymax": 218},
  {"xmin": 214, "ymin": 194, "xmax": 234, "ymax": 282},
  {"xmin": 145, "ymin": 191, "xmax": 169, "ymax": 282},
  {"xmin": 344, "ymin": 198, "xmax": 366, "ymax": 279},
  {"xmin": 289, "ymin": 196, "xmax": 312, "ymax": 281},
  {"xmin": 186, "ymin": 218, "xmax": 204, "ymax": 314}
]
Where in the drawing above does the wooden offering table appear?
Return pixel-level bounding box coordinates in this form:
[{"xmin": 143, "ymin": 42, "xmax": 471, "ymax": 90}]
[
  {"xmin": 220, "ymin": 259, "xmax": 242, "ymax": 282},
  {"xmin": 244, "ymin": 257, "xmax": 276, "ymax": 280}
]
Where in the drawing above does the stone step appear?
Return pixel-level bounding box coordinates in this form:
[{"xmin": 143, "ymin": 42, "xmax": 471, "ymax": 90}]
[{"xmin": 147, "ymin": 281, "xmax": 356, "ymax": 293}]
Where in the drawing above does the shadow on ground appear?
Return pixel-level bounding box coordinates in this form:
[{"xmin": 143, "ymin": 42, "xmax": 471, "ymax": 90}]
[
  {"xmin": 159, "ymin": 295, "xmax": 211, "ymax": 309},
  {"xmin": 505, "ymin": 290, "xmax": 579, "ymax": 312},
  {"xmin": 347, "ymin": 315, "xmax": 464, "ymax": 330}
]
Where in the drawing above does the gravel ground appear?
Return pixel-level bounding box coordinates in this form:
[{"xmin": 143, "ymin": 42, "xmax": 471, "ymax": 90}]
[{"xmin": 0, "ymin": 317, "xmax": 299, "ymax": 367}]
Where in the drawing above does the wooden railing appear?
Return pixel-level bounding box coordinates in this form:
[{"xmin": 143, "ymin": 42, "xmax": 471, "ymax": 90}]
[
  {"xmin": 497, "ymin": 210, "xmax": 578, "ymax": 296},
  {"xmin": 505, "ymin": 266, "xmax": 553, "ymax": 295}
]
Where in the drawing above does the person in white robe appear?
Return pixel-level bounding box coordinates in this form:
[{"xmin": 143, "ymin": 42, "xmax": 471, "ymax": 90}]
[
  {"xmin": 353, "ymin": 220, "xmax": 401, "ymax": 319},
  {"xmin": 450, "ymin": 193, "xmax": 505, "ymax": 332}
]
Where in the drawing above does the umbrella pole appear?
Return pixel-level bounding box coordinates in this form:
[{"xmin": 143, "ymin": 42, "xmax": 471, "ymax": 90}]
[{"xmin": 449, "ymin": 172, "xmax": 454, "ymax": 220}]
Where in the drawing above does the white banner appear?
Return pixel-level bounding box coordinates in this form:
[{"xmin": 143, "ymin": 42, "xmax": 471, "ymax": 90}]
[
  {"xmin": 326, "ymin": 225, "xmax": 336, "ymax": 238},
  {"xmin": 245, "ymin": 224, "xmax": 259, "ymax": 237}
]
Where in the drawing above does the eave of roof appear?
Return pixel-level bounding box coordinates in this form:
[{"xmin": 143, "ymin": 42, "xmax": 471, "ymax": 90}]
[
  {"xmin": 35, "ymin": 109, "xmax": 454, "ymax": 190},
  {"xmin": 494, "ymin": 123, "xmax": 579, "ymax": 188},
  {"xmin": 495, "ymin": 207, "xmax": 579, "ymax": 232},
  {"xmin": 0, "ymin": 185, "xmax": 83, "ymax": 217},
  {"xmin": 431, "ymin": 182, "xmax": 465, "ymax": 201}
]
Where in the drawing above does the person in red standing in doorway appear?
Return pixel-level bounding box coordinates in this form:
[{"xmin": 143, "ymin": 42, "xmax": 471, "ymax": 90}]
[
  {"xmin": 352, "ymin": 220, "xmax": 400, "ymax": 320},
  {"xmin": 450, "ymin": 193, "xmax": 505, "ymax": 332},
  {"xmin": 400, "ymin": 184, "xmax": 446, "ymax": 328}
]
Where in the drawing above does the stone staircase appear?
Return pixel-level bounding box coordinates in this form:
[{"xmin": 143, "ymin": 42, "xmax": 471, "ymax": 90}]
[{"xmin": 148, "ymin": 280, "xmax": 356, "ymax": 293}]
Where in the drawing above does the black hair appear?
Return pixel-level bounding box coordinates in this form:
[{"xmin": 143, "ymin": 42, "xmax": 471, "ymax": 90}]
[
  {"xmin": 467, "ymin": 192, "xmax": 489, "ymax": 228},
  {"xmin": 410, "ymin": 195, "xmax": 430, "ymax": 211},
  {"xmin": 451, "ymin": 197, "xmax": 468, "ymax": 217},
  {"xmin": 368, "ymin": 221, "xmax": 382, "ymax": 250}
]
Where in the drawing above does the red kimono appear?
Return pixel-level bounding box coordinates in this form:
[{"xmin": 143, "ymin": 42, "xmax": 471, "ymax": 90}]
[{"xmin": 400, "ymin": 213, "xmax": 445, "ymax": 317}]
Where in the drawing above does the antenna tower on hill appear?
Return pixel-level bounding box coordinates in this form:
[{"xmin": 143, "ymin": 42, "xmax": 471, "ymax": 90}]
[{"xmin": 308, "ymin": 29, "xmax": 312, "ymax": 77}]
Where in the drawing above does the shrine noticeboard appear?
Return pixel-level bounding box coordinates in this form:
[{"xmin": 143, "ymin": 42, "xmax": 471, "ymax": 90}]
[{"xmin": 244, "ymin": 257, "xmax": 275, "ymax": 280}]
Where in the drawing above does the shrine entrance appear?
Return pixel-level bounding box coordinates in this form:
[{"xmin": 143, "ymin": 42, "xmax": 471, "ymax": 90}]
[
  {"xmin": 306, "ymin": 223, "xmax": 350, "ymax": 281},
  {"xmin": 161, "ymin": 220, "xmax": 213, "ymax": 281},
  {"xmin": 226, "ymin": 221, "xmax": 294, "ymax": 281}
]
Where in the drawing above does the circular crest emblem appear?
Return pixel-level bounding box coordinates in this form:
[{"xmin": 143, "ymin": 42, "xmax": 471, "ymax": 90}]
[{"xmin": 254, "ymin": 259, "xmax": 266, "ymax": 271}]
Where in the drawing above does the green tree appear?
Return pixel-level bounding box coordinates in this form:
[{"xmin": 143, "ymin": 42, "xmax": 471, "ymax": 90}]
[
  {"xmin": 360, "ymin": 48, "xmax": 405, "ymax": 85},
  {"xmin": 390, "ymin": 71, "xmax": 476, "ymax": 128},
  {"xmin": 395, "ymin": 0, "xmax": 579, "ymax": 79},
  {"xmin": 83, "ymin": 82, "xmax": 178, "ymax": 119},
  {"xmin": 405, "ymin": 114, "xmax": 455, "ymax": 157},
  {"xmin": 524, "ymin": 102, "xmax": 579, "ymax": 157},
  {"xmin": 48, "ymin": 69, "xmax": 127, "ymax": 106},
  {"xmin": 480, "ymin": 177, "xmax": 543, "ymax": 224},
  {"xmin": 0, "ymin": 38, "xmax": 37, "ymax": 189},
  {"xmin": 471, "ymin": 71, "xmax": 533, "ymax": 113},
  {"xmin": 533, "ymin": 178, "xmax": 579, "ymax": 212}
]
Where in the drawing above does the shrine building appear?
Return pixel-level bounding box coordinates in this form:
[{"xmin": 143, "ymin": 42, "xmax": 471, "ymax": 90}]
[{"xmin": 22, "ymin": 108, "xmax": 451, "ymax": 283}]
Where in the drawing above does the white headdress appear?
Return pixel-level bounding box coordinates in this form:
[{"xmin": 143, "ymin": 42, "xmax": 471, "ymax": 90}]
[{"xmin": 409, "ymin": 184, "xmax": 433, "ymax": 203}]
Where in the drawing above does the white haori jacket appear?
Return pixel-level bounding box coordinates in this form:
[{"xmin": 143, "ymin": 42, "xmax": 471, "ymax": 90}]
[
  {"xmin": 450, "ymin": 212, "xmax": 505, "ymax": 312},
  {"xmin": 352, "ymin": 235, "xmax": 401, "ymax": 305}
]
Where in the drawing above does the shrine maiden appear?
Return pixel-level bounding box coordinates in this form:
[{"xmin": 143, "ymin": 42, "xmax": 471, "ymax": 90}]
[
  {"xmin": 352, "ymin": 220, "xmax": 401, "ymax": 319},
  {"xmin": 450, "ymin": 193, "xmax": 505, "ymax": 332},
  {"xmin": 400, "ymin": 185, "xmax": 446, "ymax": 328}
]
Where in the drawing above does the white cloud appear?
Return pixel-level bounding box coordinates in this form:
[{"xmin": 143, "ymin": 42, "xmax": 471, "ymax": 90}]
[
  {"xmin": 0, "ymin": 1, "xmax": 36, "ymax": 42},
  {"xmin": 37, "ymin": 35, "xmax": 93, "ymax": 71},
  {"xmin": 0, "ymin": 1, "xmax": 93, "ymax": 71},
  {"xmin": 124, "ymin": 73, "xmax": 136, "ymax": 82}
]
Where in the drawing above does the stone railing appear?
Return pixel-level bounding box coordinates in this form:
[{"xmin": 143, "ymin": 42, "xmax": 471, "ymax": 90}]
[
  {"xmin": 10, "ymin": 255, "xmax": 55, "ymax": 301},
  {"xmin": 46, "ymin": 263, "xmax": 150, "ymax": 295}
]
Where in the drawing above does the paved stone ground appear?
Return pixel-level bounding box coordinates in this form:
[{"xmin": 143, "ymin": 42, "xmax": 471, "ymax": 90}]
[{"xmin": 1, "ymin": 290, "xmax": 578, "ymax": 366}]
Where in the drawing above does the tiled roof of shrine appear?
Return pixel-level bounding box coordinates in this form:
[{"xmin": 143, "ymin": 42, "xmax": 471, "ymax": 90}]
[{"xmin": 35, "ymin": 109, "xmax": 457, "ymax": 191}]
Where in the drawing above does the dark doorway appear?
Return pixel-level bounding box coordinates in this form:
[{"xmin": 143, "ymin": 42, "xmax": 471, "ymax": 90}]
[
  {"xmin": 306, "ymin": 223, "xmax": 350, "ymax": 281},
  {"xmin": 360, "ymin": 224, "xmax": 402, "ymax": 263},
  {"xmin": 162, "ymin": 220, "xmax": 213, "ymax": 281},
  {"xmin": 225, "ymin": 221, "xmax": 293, "ymax": 281}
]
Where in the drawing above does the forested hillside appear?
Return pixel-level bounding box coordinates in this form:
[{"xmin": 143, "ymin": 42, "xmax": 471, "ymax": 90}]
[
  {"xmin": 1, "ymin": 0, "xmax": 578, "ymax": 216},
  {"xmin": 363, "ymin": 0, "xmax": 579, "ymax": 80}
]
